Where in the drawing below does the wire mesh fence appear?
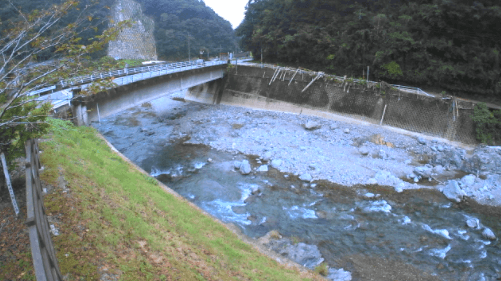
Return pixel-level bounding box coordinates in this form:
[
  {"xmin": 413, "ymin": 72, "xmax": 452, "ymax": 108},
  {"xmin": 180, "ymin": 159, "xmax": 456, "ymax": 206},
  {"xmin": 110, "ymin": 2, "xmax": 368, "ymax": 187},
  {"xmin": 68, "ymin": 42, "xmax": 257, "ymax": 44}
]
[{"xmin": 234, "ymin": 64, "xmax": 480, "ymax": 145}]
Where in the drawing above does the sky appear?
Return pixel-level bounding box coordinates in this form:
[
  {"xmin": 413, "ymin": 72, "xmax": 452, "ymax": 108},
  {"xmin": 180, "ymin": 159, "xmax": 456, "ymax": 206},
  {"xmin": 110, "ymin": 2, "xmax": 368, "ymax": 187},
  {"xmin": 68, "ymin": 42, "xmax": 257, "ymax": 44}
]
[{"xmin": 203, "ymin": 0, "xmax": 248, "ymax": 29}]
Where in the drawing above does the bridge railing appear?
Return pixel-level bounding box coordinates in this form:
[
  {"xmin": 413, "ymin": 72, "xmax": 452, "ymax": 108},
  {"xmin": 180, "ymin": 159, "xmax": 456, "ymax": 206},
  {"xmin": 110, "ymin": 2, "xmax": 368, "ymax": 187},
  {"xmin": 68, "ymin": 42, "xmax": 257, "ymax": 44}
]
[
  {"xmin": 24, "ymin": 59, "xmax": 227, "ymax": 109},
  {"xmin": 59, "ymin": 60, "xmax": 226, "ymax": 88}
]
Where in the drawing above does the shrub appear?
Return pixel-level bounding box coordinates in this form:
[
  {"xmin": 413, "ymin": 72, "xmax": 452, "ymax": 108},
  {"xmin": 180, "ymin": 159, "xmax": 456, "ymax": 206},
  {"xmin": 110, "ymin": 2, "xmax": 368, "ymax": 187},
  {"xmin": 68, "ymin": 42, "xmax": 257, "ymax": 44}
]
[
  {"xmin": 471, "ymin": 102, "xmax": 501, "ymax": 145},
  {"xmin": 314, "ymin": 263, "xmax": 328, "ymax": 276}
]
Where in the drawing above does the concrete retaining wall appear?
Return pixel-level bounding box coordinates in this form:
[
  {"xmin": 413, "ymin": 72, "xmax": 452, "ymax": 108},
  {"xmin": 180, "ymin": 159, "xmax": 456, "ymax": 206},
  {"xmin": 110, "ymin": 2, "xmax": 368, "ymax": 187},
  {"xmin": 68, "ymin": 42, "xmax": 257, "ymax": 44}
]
[{"xmin": 186, "ymin": 65, "xmax": 477, "ymax": 144}]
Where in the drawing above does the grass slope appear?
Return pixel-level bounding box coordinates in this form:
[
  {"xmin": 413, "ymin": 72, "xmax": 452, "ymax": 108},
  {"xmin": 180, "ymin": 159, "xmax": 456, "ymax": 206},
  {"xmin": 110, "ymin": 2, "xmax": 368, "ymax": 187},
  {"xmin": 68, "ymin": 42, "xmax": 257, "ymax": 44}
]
[{"xmin": 38, "ymin": 119, "xmax": 321, "ymax": 280}]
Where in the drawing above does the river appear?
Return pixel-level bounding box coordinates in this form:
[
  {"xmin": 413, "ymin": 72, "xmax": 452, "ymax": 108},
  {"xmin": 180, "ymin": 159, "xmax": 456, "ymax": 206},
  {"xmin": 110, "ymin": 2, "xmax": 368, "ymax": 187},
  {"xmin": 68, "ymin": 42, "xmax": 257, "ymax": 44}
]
[{"xmin": 94, "ymin": 95, "xmax": 500, "ymax": 281}]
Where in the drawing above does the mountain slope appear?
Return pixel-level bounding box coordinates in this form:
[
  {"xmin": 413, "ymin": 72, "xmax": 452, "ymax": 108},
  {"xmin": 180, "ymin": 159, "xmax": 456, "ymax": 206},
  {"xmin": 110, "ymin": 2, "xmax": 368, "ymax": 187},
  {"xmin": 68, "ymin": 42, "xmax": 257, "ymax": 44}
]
[
  {"xmin": 236, "ymin": 0, "xmax": 501, "ymax": 99},
  {"xmin": 138, "ymin": 0, "xmax": 238, "ymax": 60}
]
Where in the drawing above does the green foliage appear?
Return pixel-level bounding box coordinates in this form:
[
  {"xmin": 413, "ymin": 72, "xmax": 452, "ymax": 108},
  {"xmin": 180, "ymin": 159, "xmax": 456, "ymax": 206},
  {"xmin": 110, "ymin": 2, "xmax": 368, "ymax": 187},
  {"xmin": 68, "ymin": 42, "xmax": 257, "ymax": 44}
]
[
  {"xmin": 471, "ymin": 103, "xmax": 501, "ymax": 145},
  {"xmin": 138, "ymin": 0, "xmax": 237, "ymax": 60},
  {"xmin": 382, "ymin": 61, "xmax": 403, "ymax": 78},
  {"xmin": 0, "ymin": 97, "xmax": 51, "ymax": 167},
  {"xmin": 0, "ymin": 1, "xmax": 129, "ymax": 169},
  {"xmin": 314, "ymin": 263, "xmax": 328, "ymax": 276},
  {"xmin": 236, "ymin": 0, "xmax": 501, "ymax": 97}
]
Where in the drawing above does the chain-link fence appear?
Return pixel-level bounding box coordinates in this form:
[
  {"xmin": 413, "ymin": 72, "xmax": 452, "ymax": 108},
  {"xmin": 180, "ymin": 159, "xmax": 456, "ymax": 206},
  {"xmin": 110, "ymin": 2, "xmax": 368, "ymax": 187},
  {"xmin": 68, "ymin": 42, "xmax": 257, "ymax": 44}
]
[{"xmin": 228, "ymin": 65, "xmax": 479, "ymax": 145}]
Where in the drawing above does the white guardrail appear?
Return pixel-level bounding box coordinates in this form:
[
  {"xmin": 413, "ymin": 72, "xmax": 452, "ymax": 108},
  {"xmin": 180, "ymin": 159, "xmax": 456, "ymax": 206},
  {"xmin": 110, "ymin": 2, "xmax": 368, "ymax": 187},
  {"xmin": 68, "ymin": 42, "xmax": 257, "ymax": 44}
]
[{"xmin": 26, "ymin": 59, "xmax": 228, "ymax": 110}]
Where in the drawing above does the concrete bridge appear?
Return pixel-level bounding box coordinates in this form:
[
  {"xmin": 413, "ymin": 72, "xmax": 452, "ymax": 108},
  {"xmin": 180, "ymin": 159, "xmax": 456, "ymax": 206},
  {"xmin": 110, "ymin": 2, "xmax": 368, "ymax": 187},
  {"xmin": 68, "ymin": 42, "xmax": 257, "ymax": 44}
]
[{"xmin": 68, "ymin": 61, "xmax": 228, "ymax": 126}]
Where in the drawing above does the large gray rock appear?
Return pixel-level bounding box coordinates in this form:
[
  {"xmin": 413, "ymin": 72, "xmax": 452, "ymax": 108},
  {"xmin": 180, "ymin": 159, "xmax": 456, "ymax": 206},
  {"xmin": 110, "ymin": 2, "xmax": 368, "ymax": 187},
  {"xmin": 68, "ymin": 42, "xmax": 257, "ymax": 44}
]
[
  {"xmin": 270, "ymin": 240, "xmax": 324, "ymax": 269},
  {"xmin": 327, "ymin": 268, "xmax": 352, "ymax": 281},
  {"xmin": 432, "ymin": 148, "xmax": 465, "ymax": 170},
  {"xmin": 433, "ymin": 165, "xmax": 444, "ymax": 174},
  {"xmin": 240, "ymin": 160, "xmax": 252, "ymax": 175},
  {"xmin": 271, "ymin": 159, "xmax": 283, "ymax": 169},
  {"xmin": 414, "ymin": 165, "xmax": 433, "ymax": 178},
  {"xmin": 417, "ymin": 137, "xmax": 427, "ymax": 145},
  {"xmin": 304, "ymin": 121, "xmax": 321, "ymax": 130},
  {"xmin": 466, "ymin": 218, "xmax": 479, "ymax": 229},
  {"xmin": 359, "ymin": 146, "xmax": 370, "ymax": 156},
  {"xmin": 257, "ymin": 165, "xmax": 269, "ymax": 172},
  {"xmin": 263, "ymin": 151, "xmax": 273, "ymax": 162},
  {"xmin": 442, "ymin": 180, "xmax": 466, "ymax": 203},
  {"xmin": 482, "ymin": 228, "xmax": 496, "ymax": 240},
  {"xmin": 461, "ymin": 174, "xmax": 476, "ymax": 187},
  {"xmin": 299, "ymin": 173, "xmax": 313, "ymax": 182},
  {"xmin": 463, "ymin": 147, "xmax": 501, "ymax": 175}
]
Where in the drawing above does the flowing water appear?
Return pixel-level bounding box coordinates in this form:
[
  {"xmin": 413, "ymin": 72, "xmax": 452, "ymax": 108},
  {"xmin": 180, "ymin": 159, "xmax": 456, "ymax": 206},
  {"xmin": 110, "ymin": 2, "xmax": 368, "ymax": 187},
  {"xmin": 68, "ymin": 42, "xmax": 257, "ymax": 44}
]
[{"xmin": 95, "ymin": 97, "xmax": 500, "ymax": 281}]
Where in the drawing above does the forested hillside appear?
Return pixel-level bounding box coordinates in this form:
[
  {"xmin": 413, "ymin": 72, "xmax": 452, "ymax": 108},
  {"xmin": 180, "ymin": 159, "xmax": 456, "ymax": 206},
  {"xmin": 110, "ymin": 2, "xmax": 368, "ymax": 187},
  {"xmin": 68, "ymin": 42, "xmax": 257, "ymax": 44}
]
[
  {"xmin": 0, "ymin": 0, "xmax": 115, "ymax": 59},
  {"xmin": 138, "ymin": 0, "xmax": 237, "ymax": 59},
  {"xmin": 0, "ymin": 0, "xmax": 237, "ymax": 61},
  {"xmin": 236, "ymin": 0, "xmax": 501, "ymax": 99}
]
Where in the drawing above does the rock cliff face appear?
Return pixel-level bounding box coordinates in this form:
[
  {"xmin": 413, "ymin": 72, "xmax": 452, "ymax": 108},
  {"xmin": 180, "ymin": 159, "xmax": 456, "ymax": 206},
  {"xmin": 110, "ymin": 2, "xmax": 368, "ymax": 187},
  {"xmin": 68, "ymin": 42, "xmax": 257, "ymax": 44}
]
[{"xmin": 108, "ymin": 0, "xmax": 157, "ymax": 60}]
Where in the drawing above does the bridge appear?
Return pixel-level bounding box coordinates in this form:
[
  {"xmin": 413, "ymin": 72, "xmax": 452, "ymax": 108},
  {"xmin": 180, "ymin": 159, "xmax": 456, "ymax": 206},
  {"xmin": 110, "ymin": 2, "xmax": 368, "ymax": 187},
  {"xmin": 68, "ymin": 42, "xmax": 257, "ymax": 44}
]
[{"xmin": 29, "ymin": 59, "xmax": 232, "ymax": 126}]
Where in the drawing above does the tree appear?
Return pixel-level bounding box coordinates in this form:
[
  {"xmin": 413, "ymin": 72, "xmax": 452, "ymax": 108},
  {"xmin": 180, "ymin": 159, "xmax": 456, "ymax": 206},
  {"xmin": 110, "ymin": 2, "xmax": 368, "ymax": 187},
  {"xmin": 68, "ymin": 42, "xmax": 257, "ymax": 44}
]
[
  {"xmin": 0, "ymin": 0, "xmax": 128, "ymax": 166},
  {"xmin": 237, "ymin": 0, "xmax": 501, "ymax": 99}
]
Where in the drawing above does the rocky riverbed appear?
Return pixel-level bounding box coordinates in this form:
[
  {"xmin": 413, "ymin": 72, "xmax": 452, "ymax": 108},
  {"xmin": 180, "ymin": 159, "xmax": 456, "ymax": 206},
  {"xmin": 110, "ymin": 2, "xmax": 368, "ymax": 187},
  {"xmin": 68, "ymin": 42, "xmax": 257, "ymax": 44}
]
[
  {"xmin": 131, "ymin": 94, "xmax": 501, "ymax": 207},
  {"xmin": 94, "ymin": 94, "xmax": 500, "ymax": 280}
]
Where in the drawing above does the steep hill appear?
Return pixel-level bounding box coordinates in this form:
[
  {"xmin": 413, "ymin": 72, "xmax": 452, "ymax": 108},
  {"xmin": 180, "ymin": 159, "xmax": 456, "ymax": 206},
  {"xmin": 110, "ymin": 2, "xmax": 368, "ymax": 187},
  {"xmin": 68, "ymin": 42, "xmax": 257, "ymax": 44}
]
[
  {"xmin": 0, "ymin": 0, "xmax": 238, "ymax": 61},
  {"xmin": 236, "ymin": 0, "xmax": 501, "ymax": 100},
  {"xmin": 138, "ymin": 0, "xmax": 237, "ymax": 60}
]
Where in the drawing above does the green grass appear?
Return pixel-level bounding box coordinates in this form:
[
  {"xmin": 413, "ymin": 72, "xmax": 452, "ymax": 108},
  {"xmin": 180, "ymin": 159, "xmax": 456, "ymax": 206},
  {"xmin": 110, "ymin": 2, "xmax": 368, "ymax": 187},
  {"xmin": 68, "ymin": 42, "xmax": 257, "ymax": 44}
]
[{"xmin": 39, "ymin": 118, "xmax": 322, "ymax": 280}]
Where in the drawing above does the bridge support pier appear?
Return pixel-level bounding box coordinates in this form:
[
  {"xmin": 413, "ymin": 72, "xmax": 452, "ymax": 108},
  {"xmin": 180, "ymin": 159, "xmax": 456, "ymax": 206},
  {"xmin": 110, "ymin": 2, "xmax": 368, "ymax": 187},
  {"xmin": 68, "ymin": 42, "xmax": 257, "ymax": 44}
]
[{"xmin": 72, "ymin": 103, "xmax": 88, "ymax": 126}]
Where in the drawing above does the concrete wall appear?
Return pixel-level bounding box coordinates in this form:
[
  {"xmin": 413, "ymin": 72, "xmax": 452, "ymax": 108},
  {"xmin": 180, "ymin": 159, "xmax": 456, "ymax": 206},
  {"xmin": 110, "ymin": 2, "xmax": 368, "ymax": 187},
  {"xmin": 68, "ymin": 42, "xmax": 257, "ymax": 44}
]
[
  {"xmin": 186, "ymin": 65, "xmax": 477, "ymax": 144},
  {"xmin": 73, "ymin": 65, "xmax": 225, "ymax": 125}
]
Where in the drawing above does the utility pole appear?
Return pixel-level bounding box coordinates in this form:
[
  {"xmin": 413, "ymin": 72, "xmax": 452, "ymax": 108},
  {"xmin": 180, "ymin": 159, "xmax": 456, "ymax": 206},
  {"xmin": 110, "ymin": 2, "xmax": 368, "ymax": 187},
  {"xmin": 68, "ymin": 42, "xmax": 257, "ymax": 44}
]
[{"xmin": 187, "ymin": 32, "xmax": 191, "ymax": 61}]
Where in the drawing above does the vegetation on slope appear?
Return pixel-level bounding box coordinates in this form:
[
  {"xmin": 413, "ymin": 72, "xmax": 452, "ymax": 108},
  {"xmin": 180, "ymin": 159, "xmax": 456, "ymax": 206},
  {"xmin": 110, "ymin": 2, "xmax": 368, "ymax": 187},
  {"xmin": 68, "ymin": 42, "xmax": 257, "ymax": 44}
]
[
  {"xmin": 138, "ymin": 0, "xmax": 238, "ymax": 60},
  {"xmin": 236, "ymin": 0, "xmax": 501, "ymax": 99},
  {"xmin": 29, "ymin": 118, "xmax": 322, "ymax": 280}
]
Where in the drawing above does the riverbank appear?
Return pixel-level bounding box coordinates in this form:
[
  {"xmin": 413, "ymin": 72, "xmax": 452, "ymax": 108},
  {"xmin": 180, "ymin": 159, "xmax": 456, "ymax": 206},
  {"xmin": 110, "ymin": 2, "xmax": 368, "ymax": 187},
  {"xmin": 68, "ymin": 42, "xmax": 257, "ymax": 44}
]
[
  {"xmin": 105, "ymin": 93, "xmax": 500, "ymax": 208},
  {"xmin": 23, "ymin": 119, "xmax": 323, "ymax": 280},
  {"xmin": 94, "ymin": 95, "xmax": 500, "ymax": 280}
]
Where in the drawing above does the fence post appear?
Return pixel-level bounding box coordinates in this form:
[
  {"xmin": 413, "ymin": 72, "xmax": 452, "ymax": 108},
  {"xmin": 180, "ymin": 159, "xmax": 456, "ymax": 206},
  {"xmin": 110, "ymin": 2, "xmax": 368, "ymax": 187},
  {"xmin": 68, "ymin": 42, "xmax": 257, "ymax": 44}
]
[
  {"xmin": 1, "ymin": 152, "xmax": 19, "ymax": 216},
  {"xmin": 25, "ymin": 139, "xmax": 63, "ymax": 281}
]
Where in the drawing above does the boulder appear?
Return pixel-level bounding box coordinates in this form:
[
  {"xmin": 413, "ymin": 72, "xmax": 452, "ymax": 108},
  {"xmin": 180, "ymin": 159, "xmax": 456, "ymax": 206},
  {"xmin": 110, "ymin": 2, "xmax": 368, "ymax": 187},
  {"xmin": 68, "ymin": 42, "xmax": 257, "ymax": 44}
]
[
  {"xmin": 304, "ymin": 121, "xmax": 321, "ymax": 130},
  {"xmin": 359, "ymin": 146, "xmax": 370, "ymax": 156},
  {"xmin": 417, "ymin": 137, "xmax": 426, "ymax": 145},
  {"xmin": 263, "ymin": 151, "xmax": 273, "ymax": 162},
  {"xmin": 240, "ymin": 160, "xmax": 252, "ymax": 175},
  {"xmin": 327, "ymin": 268, "xmax": 352, "ymax": 281},
  {"xmin": 482, "ymin": 228, "xmax": 496, "ymax": 240},
  {"xmin": 299, "ymin": 173, "xmax": 313, "ymax": 182},
  {"xmin": 344, "ymin": 128, "xmax": 350, "ymax": 134},
  {"xmin": 433, "ymin": 165, "xmax": 444, "ymax": 174},
  {"xmin": 257, "ymin": 165, "xmax": 269, "ymax": 172},
  {"xmin": 271, "ymin": 159, "xmax": 283, "ymax": 169},
  {"xmin": 462, "ymin": 147, "xmax": 501, "ymax": 175},
  {"xmin": 442, "ymin": 180, "xmax": 466, "ymax": 203},
  {"xmin": 461, "ymin": 174, "xmax": 476, "ymax": 187},
  {"xmin": 250, "ymin": 185, "xmax": 261, "ymax": 195},
  {"xmin": 277, "ymin": 242, "xmax": 324, "ymax": 269},
  {"xmin": 234, "ymin": 161, "xmax": 242, "ymax": 169},
  {"xmin": 466, "ymin": 218, "xmax": 479, "ymax": 229},
  {"xmin": 432, "ymin": 148, "xmax": 465, "ymax": 170},
  {"xmin": 414, "ymin": 166, "xmax": 433, "ymax": 178}
]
